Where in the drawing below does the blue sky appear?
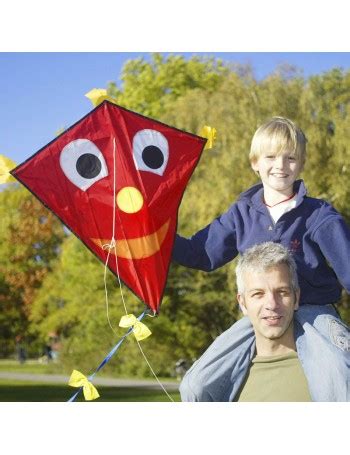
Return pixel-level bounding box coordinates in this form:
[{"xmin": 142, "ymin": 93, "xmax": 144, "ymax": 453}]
[{"xmin": 1, "ymin": 52, "xmax": 349, "ymax": 166}]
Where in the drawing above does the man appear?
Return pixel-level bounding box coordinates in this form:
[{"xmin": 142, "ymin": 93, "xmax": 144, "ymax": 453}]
[{"xmin": 180, "ymin": 242, "xmax": 349, "ymax": 401}]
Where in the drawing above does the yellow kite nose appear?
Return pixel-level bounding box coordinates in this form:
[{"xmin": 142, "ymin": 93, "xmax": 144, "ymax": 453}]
[{"xmin": 116, "ymin": 187, "xmax": 144, "ymax": 213}]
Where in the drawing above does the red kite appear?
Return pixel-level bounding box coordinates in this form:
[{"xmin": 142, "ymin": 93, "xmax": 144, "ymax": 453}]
[{"xmin": 11, "ymin": 101, "xmax": 205, "ymax": 313}]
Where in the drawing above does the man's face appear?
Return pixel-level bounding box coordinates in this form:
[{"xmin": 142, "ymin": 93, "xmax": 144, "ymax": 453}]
[
  {"xmin": 251, "ymin": 150, "xmax": 302, "ymax": 195},
  {"xmin": 237, "ymin": 264, "xmax": 299, "ymax": 343}
]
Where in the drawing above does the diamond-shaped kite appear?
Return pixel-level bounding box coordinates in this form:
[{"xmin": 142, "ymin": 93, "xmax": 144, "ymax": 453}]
[{"xmin": 11, "ymin": 101, "xmax": 205, "ymax": 313}]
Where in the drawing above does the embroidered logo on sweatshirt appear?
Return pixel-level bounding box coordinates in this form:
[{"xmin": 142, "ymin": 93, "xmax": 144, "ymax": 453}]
[{"xmin": 290, "ymin": 239, "xmax": 301, "ymax": 253}]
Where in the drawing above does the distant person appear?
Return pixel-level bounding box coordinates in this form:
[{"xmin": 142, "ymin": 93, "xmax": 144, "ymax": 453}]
[
  {"xmin": 173, "ymin": 117, "xmax": 350, "ymax": 401},
  {"xmin": 15, "ymin": 336, "xmax": 26, "ymax": 364},
  {"xmin": 175, "ymin": 359, "xmax": 190, "ymax": 380},
  {"xmin": 43, "ymin": 344, "xmax": 53, "ymax": 362},
  {"xmin": 180, "ymin": 242, "xmax": 349, "ymax": 401}
]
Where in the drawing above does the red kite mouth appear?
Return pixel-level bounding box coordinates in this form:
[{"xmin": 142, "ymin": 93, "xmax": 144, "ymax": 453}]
[{"xmin": 91, "ymin": 219, "xmax": 170, "ymax": 259}]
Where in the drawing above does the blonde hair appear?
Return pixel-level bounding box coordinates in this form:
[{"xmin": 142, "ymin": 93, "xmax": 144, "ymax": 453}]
[{"xmin": 249, "ymin": 117, "xmax": 307, "ymax": 168}]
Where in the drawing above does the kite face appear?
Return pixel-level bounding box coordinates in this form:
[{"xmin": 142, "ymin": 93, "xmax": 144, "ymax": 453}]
[{"xmin": 12, "ymin": 101, "xmax": 205, "ymax": 312}]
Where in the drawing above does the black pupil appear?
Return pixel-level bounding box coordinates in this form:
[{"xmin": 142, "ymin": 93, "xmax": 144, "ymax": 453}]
[
  {"xmin": 76, "ymin": 153, "xmax": 102, "ymax": 179},
  {"xmin": 142, "ymin": 145, "xmax": 164, "ymax": 169}
]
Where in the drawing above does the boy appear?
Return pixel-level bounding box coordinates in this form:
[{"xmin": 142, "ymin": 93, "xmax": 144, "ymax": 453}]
[{"xmin": 173, "ymin": 117, "xmax": 350, "ymax": 401}]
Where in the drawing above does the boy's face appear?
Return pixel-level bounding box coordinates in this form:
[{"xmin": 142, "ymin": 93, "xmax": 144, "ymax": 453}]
[{"xmin": 251, "ymin": 150, "xmax": 302, "ymax": 195}]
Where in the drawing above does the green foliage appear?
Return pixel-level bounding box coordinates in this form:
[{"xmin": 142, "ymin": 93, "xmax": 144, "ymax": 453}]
[
  {"xmin": 0, "ymin": 185, "xmax": 65, "ymax": 356},
  {"xmin": 108, "ymin": 53, "xmax": 229, "ymax": 119},
  {"xmin": 2, "ymin": 54, "xmax": 350, "ymax": 377},
  {"xmin": 30, "ymin": 234, "xmax": 124, "ymax": 365}
]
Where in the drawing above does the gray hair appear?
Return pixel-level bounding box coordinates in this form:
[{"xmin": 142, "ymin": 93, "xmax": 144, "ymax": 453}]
[{"xmin": 236, "ymin": 242, "xmax": 299, "ymax": 294}]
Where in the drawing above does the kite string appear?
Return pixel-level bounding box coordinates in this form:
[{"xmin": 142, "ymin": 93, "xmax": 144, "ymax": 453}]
[
  {"xmin": 103, "ymin": 246, "xmax": 119, "ymax": 337},
  {"xmin": 111, "ymin": 137, "xmax": 128, "ymax": 316},
  {"xmin": 102, "ymin": 137, "xmax": 128, "ymax": 322},
  {"xmin": 136, "ymin": 340, "xmax": 175, "ymax": 402},
  {"xmin": 102, "ymin": 136, "xmax": 174, "ymax": 402}
]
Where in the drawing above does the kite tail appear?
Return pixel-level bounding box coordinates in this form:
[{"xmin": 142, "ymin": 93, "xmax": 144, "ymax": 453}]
[{"xmin": 67, "ymin": 310, "xmax": 147, "ymax": 402}]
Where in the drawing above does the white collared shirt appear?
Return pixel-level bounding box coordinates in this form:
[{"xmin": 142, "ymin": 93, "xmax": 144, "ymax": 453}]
[{"xmin": 266, "ymin": 196, "xmax": 297, "ymax": 224}]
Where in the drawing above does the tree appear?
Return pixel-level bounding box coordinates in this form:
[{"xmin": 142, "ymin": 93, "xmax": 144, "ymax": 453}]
[
  {"xmin": 107, "ymin": 53, "xmax": 231, "ymax": 119},
  {"xmin": 0, "ymin": 185, "xmax": 65, "ymax": 355}
]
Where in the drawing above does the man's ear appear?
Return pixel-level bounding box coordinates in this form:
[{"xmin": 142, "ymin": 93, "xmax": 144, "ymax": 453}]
[
  {"xmin": 294, "ymin": 289, "xmax": 300, "ymax": 311},
  {"xmin": 237, "ymin": 293, "xmax": 248, "ymax": 316}
]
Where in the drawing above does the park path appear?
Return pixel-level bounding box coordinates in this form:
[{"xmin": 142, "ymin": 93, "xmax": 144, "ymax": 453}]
[{"xmin": 0, "ymin": 371, "xmax": 180, "ymax": 391}]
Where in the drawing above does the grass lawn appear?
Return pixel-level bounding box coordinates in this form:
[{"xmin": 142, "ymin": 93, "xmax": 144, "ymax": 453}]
[
  {"xmin": 0, "ymin": 359, "xmax": 181, "ymax": 401},
  {"xmin": 0, "ymin": 359, "xmax": 62, "ymax": 374},
  {"xmin": 0, "ymin": 359, "xmax": 176, "ymax": 381},
  {"xmin": 0, "ymin": 379, "xmax": 181, "ymax": 402}
]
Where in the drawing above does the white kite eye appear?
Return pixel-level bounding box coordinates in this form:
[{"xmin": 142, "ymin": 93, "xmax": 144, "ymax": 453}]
[
  {"xmin": 60, "ymin": 139, "xmax": 108, "ymax": 191},
  {"xmin": 133, "ymin": 129, "xmax": 169, "ymax": 176}
]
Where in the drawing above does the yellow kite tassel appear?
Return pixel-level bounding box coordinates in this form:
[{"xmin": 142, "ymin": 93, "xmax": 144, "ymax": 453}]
[
  {"xmin": 68, "ymin": 370, "xmax": 100, "ymax": 401},
  {"xmin": 199, "ymin": 125, "xmax": 217, "ymax": 150},
  {"xmin": 0, "ymin": 155, "xmax": 17, "ymax": 184},
  {"xmin": 119, "ymin": 314, "xmax": 152, "ymax": 341},
  {"xmin": 85, "ymin": 88, "xmax": 118, "ymax": 107}
]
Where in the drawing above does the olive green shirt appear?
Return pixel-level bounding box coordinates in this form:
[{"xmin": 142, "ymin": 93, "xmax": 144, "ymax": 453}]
[{"xmin": 235, "ymin": 351, "xmax": 312, "ymax": 402}]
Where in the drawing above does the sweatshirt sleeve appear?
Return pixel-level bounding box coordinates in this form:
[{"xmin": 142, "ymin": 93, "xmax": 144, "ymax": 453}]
[
  {"xmin": 172, "ymin": 205, "xmax": 238, "ymax": 271},
  {"xmin": 313, "ymin": 209, "xmax": 350, "ymax": 294}
]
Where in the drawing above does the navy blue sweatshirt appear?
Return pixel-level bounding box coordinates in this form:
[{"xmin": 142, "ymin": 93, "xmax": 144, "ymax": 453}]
[{"xmin": 173, "ymin": 180, "xmax": 350, "ymax": 305}]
